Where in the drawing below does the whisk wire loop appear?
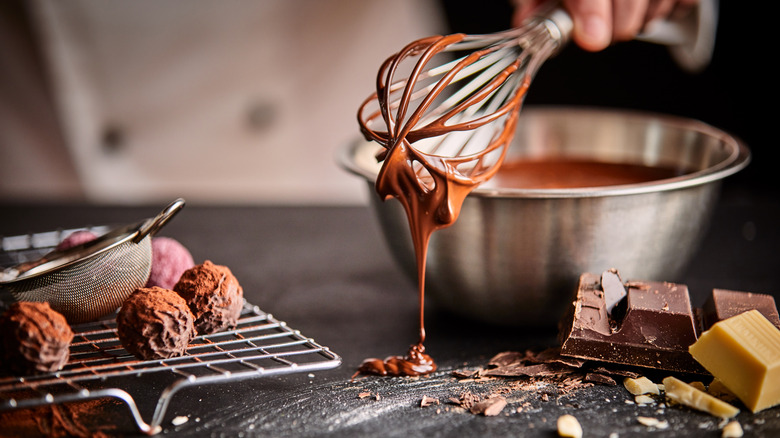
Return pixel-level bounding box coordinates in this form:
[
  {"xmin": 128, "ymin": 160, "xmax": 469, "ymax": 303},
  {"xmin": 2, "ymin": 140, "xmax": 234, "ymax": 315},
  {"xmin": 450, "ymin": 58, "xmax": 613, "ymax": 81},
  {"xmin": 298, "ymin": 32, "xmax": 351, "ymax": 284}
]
[{"xmin": 358, "ymin": 11, "xmax": 566, "ymax": 186}]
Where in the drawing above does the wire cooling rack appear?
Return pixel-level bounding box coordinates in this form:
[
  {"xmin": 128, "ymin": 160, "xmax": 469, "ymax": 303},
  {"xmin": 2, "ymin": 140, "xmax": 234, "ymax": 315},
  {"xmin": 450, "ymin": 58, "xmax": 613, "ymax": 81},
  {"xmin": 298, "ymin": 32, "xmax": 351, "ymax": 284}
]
[{"xmin": 0, "ymin": 228, "xmax": 342, "ymax": 435}]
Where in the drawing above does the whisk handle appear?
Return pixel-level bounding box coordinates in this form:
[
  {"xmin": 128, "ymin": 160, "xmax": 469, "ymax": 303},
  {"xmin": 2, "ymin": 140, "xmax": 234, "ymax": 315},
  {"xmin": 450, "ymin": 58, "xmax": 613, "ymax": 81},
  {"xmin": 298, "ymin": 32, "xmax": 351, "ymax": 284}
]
[
  {"xmin": 540, "ymin": 0, "xmax": 716, "ymax": 72},
  {"xmin": 133, "ymin": 198, "xmax": 186, "ymax": 243},
  {"xmin": 543, "ymin": 8, "xmax": 573, "ymax": 48},
  {"xmin": 636, "ymin": 0, "xmax": 718, "ymax": 73}
]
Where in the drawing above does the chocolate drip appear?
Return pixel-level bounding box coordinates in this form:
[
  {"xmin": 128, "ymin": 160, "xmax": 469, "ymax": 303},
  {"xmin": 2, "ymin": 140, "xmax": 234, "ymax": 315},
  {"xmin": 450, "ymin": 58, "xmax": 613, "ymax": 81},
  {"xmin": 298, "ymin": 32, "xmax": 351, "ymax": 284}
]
[
  {"xmin": 354, "ymin": 343, "xmax": 436, "ymax": 378},
  {"xmin": 355, "ymin": 31, "xmax": 530, "ymax": 377}
]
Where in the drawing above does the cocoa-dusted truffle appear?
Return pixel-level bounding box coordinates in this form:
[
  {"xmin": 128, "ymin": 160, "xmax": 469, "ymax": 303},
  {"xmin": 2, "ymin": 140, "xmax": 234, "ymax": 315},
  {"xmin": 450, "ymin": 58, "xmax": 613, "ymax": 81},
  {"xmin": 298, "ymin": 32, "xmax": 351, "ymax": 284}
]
[
  {"xmin": 145, "ymin": 237, "xmax": 195, "ymax": 290},
  {"xmin": 174, "ymin": 260, "xmax": 244, "ymax": 335},
  {"xmin": 116, "ymin": 287, "xmax": 195, "ymax": 360},
  {"xmin": 0, "ymin": 302, "xmax": 74, "ymax": 375}
]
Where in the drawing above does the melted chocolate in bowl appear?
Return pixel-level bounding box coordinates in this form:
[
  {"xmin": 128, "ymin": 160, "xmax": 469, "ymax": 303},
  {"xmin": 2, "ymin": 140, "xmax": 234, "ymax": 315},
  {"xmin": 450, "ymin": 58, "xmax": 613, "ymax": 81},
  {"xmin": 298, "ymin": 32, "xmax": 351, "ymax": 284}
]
[{"xmin": 482, "ymin": 158, "xmax": 687, "ymax": 190}]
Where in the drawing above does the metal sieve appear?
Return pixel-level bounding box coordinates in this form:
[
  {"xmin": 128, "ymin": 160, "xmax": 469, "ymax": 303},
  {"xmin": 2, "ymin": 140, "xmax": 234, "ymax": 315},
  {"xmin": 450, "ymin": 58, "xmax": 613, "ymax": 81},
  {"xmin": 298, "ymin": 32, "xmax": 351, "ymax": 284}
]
[{"xmin": 0, "ymin": 198, "xmax": 185, "ymax": 324}]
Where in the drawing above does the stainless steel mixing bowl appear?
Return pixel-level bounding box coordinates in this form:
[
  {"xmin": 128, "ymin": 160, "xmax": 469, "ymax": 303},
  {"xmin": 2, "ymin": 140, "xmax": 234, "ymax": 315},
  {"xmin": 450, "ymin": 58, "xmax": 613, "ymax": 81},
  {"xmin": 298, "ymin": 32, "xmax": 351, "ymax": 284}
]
[{"xmin": 339, "ymin": 106, "xmax": 750, "ymax": 326}]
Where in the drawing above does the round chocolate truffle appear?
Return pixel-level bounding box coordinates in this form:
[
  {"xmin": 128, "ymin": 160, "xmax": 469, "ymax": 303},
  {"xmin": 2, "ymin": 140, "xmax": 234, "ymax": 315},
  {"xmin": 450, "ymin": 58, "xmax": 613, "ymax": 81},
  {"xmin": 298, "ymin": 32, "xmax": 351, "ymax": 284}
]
[
  {"xmin": 174, "ymin": 260, "xmax": 244, "ymax": 335},
  {"xmin": 0, "ymin": 302, "xmax": 74, "ymax": 375},
  {"xmin": 145, "ymin": 237, "xmax": 195, "ymax": 290},
  {"xmin": 116, "ymin": 287, "xmax": 195, "ymax": 360}
]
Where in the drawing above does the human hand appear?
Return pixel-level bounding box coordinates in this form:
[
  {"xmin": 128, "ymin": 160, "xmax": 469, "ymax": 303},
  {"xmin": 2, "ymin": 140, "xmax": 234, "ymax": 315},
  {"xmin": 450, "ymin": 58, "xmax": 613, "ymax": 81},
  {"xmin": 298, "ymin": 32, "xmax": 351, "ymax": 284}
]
[{"xmin": 512, "ymin": 0, "xmax": 700, "ymax": 52}]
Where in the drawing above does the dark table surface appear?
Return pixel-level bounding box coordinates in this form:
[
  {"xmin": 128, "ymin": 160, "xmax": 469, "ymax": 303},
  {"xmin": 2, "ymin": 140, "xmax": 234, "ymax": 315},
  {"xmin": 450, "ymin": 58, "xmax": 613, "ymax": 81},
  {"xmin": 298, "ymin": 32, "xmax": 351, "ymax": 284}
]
[{"xmin": 0, "ymin": 180, "xmax": 778, "ymax": 437}]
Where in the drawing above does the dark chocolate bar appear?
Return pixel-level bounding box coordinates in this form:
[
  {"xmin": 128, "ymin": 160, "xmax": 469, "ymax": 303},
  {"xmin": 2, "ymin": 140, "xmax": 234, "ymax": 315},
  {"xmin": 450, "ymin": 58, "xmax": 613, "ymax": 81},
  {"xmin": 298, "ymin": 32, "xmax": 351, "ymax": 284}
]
[
  {"xmin": 558, "ymin": 272, "xmax": 707, "ymax": 374},
  {"xmin": 702, "ymin": 288, "xmax": 780, "ymax": 330}
]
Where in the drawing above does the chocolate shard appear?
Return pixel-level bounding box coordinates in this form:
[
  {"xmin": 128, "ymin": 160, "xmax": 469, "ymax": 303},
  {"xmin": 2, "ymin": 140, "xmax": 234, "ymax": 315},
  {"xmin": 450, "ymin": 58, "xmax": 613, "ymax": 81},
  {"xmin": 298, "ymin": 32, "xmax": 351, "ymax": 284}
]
[
  {"xmin": 584, "ymin": 373, "xmax": 617, "ymax": 386},
  {"xmin": 702, "ymin": 288, "xmax": 780, "ymax": 330},
  {"xmin": 559, "ymin": 272, "xmax": 706, "ymax": 374},
  {"xmin": 601, "ymin": 269, "xmax": 627, "ymax": 317}
]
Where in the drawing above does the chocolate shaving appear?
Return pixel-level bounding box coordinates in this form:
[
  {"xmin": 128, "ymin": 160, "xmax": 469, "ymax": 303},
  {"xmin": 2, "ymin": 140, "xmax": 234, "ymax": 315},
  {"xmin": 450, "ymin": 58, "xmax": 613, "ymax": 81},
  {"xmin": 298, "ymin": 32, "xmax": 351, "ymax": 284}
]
[
  {"xmin": 420, "ymin": 396, "xmax": 440, "ymax": 407},
  {"xmin": 451, "ymin": 391, "xmax": 481, "ymax": 410},
  {"xmin": 588, "ymin": 366, "xmax": 641, "ymax": 379},
  {"xmin": 470, "ymin": 396, "xmax": 507, "ymax": 416},
  {"xmin": 584, "ymin": 373, "xmax": 617, "ymax": 386},
  {"xmin": 451, "ymin": 369, "xmax": 481, "ymax": 379},
  {"xmin": 488, "ymin": 351, "xmax": 529, "ymax": 367},
  {"xmin": 528, "ymin": 347, "xmax": 587, "ymax": 367},
  {"xmin": 483, "ymin": 362, "xmax": 576, "ymax": 378},
  {"xmin": 484, "ymin": 348, "xmax": 585, "ymax": 378}
]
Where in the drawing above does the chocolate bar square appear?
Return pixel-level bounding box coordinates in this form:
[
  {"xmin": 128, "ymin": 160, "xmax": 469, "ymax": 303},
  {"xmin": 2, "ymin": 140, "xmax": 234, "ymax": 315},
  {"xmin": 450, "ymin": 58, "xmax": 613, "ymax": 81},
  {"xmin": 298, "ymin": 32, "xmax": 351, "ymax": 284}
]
[
  {"xmin": 559, "ymin": 272, "xmax": 706, "ymax": 374},
  {"xmin": 702, "ymin": 288, "xmax": 780, "ymax": 330}
]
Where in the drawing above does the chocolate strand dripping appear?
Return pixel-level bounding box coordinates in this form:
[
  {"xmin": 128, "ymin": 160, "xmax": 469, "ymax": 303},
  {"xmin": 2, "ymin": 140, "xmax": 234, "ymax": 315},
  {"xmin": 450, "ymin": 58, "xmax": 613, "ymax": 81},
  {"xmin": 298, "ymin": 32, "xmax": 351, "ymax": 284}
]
[{"xmin": 355, "ymin": 24, "xmax": 552, "ymax": 376}]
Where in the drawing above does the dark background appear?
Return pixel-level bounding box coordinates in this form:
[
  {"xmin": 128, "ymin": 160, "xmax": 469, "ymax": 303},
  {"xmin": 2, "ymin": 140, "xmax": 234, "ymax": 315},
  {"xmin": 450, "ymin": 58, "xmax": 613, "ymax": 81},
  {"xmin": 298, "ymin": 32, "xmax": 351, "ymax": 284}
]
[{"xmin": 438, "ymin": 0, "xmax": 774, "ymax": 196}]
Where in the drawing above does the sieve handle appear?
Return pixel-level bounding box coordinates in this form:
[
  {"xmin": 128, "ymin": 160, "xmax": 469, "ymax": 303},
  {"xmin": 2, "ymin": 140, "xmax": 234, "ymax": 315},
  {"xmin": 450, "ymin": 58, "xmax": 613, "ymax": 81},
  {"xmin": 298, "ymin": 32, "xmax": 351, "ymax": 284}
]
[{"xmin": 133, "ymin": 198, "xmax": 186, "ymax": 243}]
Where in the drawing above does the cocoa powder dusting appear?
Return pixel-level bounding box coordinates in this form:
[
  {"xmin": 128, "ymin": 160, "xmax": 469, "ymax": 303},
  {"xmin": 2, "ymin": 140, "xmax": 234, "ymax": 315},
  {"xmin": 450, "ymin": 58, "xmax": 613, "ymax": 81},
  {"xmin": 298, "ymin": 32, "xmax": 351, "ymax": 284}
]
[{"xmin": 0, "ymin": 398, "xmax": 123, "ymax": 437}]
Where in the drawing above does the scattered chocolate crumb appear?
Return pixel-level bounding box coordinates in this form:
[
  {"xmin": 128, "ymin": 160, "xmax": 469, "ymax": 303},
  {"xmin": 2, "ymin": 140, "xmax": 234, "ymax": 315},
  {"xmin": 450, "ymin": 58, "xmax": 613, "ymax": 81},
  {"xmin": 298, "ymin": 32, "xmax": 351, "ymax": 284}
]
[
  {"xmin": 451, "ymin": 369, "xmax": 480, "ymax": 379},
  {"xmin": 484, "ymin": 362, "xmax": 576, "ymax": 378},
  {"xmin": 451, "ymin": 391, "xmax": 480, "ymax": 410},
  {"xmin": 530, "ymin": 347, "xmax": 587, "ymax": 368},
  {"xmin": 589, "ymin": 366, "xmax": 641, "ymax": 379},
  {"xmin": 482, "ymin": 348, "xmax": 586, "ymax": 378},
  {"xmin": 470, "ymin": 396, "xmax": 507, "ymax": 416},
  {"xmin": 585, "ymin": 373, "xmax": 617, "ymax": 386},
  {"xmin": 420, "ymin": 396, "xmax": 439, "ymax": 407},
  {"xmin": 488, "ymin": 351, "xmax": 528, "ymax": 367}
]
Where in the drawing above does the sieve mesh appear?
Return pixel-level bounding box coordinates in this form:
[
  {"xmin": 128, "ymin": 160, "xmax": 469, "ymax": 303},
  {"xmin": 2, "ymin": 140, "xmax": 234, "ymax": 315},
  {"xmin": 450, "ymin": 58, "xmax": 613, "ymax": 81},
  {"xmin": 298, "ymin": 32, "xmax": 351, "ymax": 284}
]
[
  {"xmin": 1, "ymin": 199, "xmax": 184, "ymax": 324},
  {"xmin": 8, "ymin": 237, "xmax": 152, "ymax": 324}
]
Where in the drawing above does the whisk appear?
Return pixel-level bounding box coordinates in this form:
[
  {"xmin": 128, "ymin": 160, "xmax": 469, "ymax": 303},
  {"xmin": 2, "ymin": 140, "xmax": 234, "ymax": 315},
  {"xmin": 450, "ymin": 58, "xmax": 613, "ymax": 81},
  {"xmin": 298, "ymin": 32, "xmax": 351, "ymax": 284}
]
[
  {"xmin": 0, "ymin": 198, "xmax": 185, "ymax": 323},
  {"xmin": 357, "ymin": 4, "xmax": 715, "ymax": 224}
]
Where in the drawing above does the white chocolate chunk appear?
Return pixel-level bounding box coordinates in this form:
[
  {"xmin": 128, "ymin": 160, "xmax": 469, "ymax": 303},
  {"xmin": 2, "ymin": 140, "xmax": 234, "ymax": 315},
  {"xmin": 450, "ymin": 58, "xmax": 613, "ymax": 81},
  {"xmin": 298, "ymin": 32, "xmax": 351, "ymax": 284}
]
[
  {"xmin": 635, "ymin": 395, "xmax": 655, "ymax": 405},
  {"xmin": 637, "ymin": 417, "xmax": 669, "ymax": 429},
  {"xmin": 663, "ymin": 376, "xmax": 739, "ymax": 419},
  {"xmin": 689, "ymin": 310, "xmax": 780, "ymax": 413},
  {"xmin": 721, "ymin": 420, "xmax": 743, "ymax": 438},
  {"xmin": 557, "ymin": 414, "xmax": 583, "ymax": 438},
  {"xmin": 624, "ymin": 376, "xmax": 660, "ymax": 395}
]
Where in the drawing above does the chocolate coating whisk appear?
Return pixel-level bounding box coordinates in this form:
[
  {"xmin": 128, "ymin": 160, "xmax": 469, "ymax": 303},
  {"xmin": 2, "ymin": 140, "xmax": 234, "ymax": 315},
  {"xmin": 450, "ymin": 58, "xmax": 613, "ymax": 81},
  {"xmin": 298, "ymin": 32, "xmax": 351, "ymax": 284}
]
[
  {"xmin": 357, "ymin": 10, "xmax": 570, "ymax": 185},
  {"xmin": 357, "ymin": 4, "xmax": 716, "ymax": 203}
]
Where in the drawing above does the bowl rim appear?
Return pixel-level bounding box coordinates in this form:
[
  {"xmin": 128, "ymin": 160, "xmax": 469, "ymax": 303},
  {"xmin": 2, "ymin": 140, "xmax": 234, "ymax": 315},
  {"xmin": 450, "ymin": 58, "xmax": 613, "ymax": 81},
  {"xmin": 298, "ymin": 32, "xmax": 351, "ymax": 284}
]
[{"xmin": 338, "ymin": 106, "xmax": 751, "ymax": 199}]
